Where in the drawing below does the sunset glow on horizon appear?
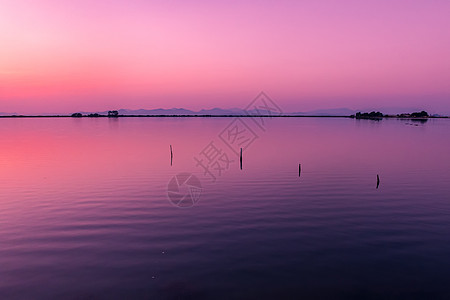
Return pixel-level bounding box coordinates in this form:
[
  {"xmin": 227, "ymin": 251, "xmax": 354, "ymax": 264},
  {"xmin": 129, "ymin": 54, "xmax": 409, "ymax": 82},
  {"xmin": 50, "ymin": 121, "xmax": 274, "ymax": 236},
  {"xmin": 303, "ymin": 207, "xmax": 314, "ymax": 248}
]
[{"xmin": 1, "ymin": 0, "xmax": 449, "ymax": 114}]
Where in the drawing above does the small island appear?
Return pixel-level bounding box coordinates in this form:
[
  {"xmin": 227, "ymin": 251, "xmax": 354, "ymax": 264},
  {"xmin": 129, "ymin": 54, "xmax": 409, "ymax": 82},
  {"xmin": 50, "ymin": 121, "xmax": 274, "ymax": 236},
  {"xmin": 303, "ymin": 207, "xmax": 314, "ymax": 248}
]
[
  {"xmin": 71, "ymin": 110, "xmax": 119, "ymax": 118},
  {"xmin": 351, "ymin": 111, "xmax": 384, "ymax": 120},
  {"xmin": 350, "ymin": 110, "xmax": 433, "ymax": 120},
  {"xmin": 1, "ymin": 109, "xmax": 446, "ymax": 119}
]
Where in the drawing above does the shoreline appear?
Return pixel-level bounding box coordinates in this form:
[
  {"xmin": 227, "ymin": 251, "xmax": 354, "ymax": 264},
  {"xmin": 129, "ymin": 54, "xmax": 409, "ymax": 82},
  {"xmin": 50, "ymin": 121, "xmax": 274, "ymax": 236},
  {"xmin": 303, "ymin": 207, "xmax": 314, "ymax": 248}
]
[
  {"xmin": 0, "ymin": 115, "xmax": 350, "ymax": 118},
  {"xmin": 0, "ymin": 115, "xmax": 447, "ymax": 119}
]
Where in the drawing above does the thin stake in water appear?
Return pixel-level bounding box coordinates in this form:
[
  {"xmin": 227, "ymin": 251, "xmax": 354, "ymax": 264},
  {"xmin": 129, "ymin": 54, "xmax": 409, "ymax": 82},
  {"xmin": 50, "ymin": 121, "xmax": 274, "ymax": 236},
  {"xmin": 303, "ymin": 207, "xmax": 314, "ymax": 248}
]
[
  {"xmin": 299, "ymin": 163, "xmax": 301, "ymax": 177},
  {"xmin": 240, "ymin": 148, "xmax": 242, "ymax": 170},
  {"xmin": 376, "ymin": 174, "xmax": 380, "ymax": 189},
  {"xmin": 170, "ymin": 145, "xmax": 173, "ymax": 166}
]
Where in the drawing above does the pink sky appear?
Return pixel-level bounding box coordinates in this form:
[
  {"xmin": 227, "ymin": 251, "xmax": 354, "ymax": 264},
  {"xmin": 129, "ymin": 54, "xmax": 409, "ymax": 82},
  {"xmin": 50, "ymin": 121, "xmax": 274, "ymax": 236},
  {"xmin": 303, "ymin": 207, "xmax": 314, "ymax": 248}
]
[{"xmin": 0, "ymin": 0, "xmax": 449, "ymax": 114}]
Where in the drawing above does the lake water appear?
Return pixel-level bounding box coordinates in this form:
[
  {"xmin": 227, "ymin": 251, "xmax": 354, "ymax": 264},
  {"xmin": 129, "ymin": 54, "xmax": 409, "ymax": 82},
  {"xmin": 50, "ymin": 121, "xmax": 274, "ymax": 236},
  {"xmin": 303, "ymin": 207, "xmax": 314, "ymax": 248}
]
[{"xmin": 1, "ymin": 117, "xmax": 450, "ymax": 299}]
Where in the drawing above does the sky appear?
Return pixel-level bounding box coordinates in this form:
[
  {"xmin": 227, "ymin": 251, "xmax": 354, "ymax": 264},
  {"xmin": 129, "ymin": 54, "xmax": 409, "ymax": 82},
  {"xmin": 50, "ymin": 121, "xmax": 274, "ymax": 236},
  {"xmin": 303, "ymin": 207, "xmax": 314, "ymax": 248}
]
[{"xmin": 0, "ymin": 0, "xmax": 449, "ymax": 114}]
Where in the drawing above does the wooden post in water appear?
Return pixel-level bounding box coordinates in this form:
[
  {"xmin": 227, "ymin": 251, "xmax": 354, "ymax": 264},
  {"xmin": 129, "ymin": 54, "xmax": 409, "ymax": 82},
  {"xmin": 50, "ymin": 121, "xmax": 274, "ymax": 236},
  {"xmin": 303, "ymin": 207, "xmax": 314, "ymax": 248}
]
[
  {"xmin": 376, "ymin": 174, "xmax": 380, "ymax": 189},
  {"xmin": 170, "ymin": 145, "xmax": 173, "ymax": 166},
  {"xmin": 240, "ymin": 148, "xmax": 242, "ymax": 170},
  {"xmin": 299, "ymin": 164, "xmax": 301, "ymax": 177}
]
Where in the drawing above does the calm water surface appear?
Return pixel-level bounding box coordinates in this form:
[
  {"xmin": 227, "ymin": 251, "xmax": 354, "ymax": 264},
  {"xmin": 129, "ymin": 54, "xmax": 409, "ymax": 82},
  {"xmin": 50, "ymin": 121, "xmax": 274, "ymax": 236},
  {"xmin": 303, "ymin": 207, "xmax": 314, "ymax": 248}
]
[{"xmin": 1, "ymin": 117, "xmax": 450, "ymax": 299}]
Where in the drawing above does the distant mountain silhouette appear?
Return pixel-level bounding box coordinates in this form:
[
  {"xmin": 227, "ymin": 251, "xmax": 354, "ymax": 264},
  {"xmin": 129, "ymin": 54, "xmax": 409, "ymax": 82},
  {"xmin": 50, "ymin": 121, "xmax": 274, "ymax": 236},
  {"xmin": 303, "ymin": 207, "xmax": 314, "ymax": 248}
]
[
  {"xmin": 0, "ymin": 112, "xmax": 17, "ymax": 116},
  {"xmin": 92, "ymin": 108, "xmax": 247, "ymax": 116},
  {"xmin": 1, "ymin": 106, "xmax": 444, "ymax": 117},
  {"xmin": 82, "ymin": 107, "xmax": 356, "ymax": 116},
  {"xmin": 291, "ymin": 108, "xmax": 357, "ymax": 116},
  {"xmin": 74, "ymin": 107, "xmax": 434, "ymax": 117}
]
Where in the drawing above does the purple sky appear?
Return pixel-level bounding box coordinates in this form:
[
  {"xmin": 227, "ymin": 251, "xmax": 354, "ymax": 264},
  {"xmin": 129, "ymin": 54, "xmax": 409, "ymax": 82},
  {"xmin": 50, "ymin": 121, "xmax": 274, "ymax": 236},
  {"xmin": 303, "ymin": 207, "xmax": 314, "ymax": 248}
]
[{"xmin": 0, "ymin": 0, "xmax": 449, "ymax": 114}]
